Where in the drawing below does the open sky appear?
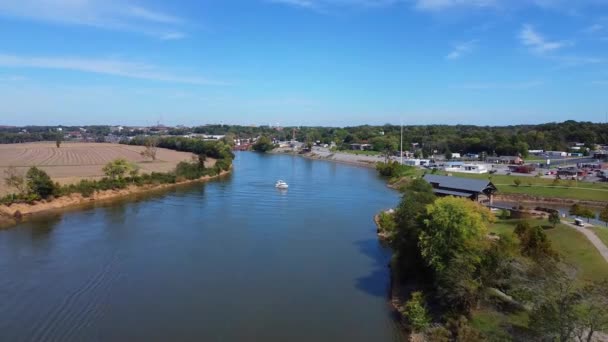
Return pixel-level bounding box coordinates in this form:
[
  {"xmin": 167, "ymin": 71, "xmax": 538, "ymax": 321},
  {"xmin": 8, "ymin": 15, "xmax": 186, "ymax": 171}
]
[{"xmin": 0, "ymin": 0, "xmax": 607, "ymax": 126}]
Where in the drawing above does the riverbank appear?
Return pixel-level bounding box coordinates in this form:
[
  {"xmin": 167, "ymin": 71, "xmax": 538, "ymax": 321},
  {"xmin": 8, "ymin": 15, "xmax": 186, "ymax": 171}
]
[
  {"xmin": 0, "ymin": 169, "xmax": 231, "ymax": 228},
  {"xmin": 272, "ymin": 148, "xmax": 383, "ymax": 169}
]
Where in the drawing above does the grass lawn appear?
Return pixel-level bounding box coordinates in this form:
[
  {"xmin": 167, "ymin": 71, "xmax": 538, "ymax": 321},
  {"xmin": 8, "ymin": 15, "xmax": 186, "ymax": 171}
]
[
  {"xmin": 490, "ymin": 218, "xmax": 608, "ymax": 283},
  {"xmin": 337, "ymin": 149, "xmax": 383, "ymax": 156},
  {"xmin": 591, "ymin": 226, "xmax": 608, "ymax": 247},
  {"xmin": 471, "ymin": 308, "xmax": 529, "ymax": 341},
  {"xmin": 435, "ymin": 171, "xmax": 608, "ymax": 202}
]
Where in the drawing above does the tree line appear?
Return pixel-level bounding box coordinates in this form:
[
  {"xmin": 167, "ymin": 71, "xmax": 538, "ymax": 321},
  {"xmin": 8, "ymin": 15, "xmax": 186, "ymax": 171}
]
[{"xmin": 3, "ymin": 121, "xmax": 606, "ymax": 157}]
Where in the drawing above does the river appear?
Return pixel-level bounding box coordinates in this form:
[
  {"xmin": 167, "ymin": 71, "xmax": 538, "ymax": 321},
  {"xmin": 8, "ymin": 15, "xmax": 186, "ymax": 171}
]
[{"xmin": 0, "ymin": 152, "xmax": 405, "ymax": 341}]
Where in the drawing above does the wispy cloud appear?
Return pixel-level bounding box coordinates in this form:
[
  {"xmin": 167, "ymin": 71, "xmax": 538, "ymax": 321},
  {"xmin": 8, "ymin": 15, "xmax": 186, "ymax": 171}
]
[
  {"xmin": 454, "ymin": 80, "xmax": 544, "ymax": 90},
  {"xmin": 267, "ymin": 0, "xmax": 404, "ymax": 12},
  {"xmin": 0, "ymin": 75, "xmax": 28, "ymax": 82},
  {"xmin": 583, "ymin": 23, "xmax": 604, "ymax": 33},
  {"xmin": 0, "ymin": 1, "xmax": 187, "ymax": 40},
  {"xmin": 0, "ymin": 54, "xmax": 225, "ymax": 85},
  {"xmin": 446, "ymin": 40, "xmax": 477, "ymax": 60},
  {"xmin": 414, "ymin": 0, "xmax": 497, "ymax": 12},
  {"xmin": 519, "ymin": 24, "xmax": 569, "ymax": 53}
]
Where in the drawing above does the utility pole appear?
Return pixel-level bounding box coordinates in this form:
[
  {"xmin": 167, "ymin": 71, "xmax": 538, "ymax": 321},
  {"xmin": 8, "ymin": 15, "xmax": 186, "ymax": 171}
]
[{"xmin": 400, "ymin": 120, "xmax": 403, "ymax": 165}]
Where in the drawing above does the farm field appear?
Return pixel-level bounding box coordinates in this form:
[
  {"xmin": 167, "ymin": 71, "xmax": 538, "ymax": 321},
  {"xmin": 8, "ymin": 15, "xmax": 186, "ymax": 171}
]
[{"xmin": 0, "ymin": 142, "xmax": 207, "ymax": 195}]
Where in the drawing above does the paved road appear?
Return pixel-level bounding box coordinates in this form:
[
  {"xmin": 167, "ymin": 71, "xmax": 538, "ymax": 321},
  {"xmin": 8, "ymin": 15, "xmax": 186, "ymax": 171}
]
[{"xmin": 564, "ymin": 221, "xmax": 608, "ymax": 263}]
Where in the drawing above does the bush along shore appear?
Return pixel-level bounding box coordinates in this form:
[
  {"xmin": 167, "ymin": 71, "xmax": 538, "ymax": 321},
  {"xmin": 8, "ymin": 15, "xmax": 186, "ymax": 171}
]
[
  {"xmin": 374, "ymin": 163, "xmax": 608, "ymax": 341},
  {"xmin": 1, "ymin": 138, "xmax": 234, "ymax": 226}
]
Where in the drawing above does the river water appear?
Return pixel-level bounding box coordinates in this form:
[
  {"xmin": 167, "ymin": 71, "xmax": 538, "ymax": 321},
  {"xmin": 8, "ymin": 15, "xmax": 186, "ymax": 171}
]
[{"xmin": 0, "ymin": 152, "xmax": 405, "ymax": 341}]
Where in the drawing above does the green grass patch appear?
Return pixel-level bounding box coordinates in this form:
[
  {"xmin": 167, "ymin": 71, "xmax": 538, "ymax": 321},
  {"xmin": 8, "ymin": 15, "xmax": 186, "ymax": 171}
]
[
  {"xmin": 490, "ymin": 218, "xmax": 608, "ymax": 283},
  {"xmin": 591, "ymin": 226, "xmax": 608, "ymax": 247},
  {"xmin": 435, "ymin": 171, "xmax": 608, "ymax": 202},
  {"xmin": 339, "ymin": 149, "xmax": 383, "ymax": 156},
  {"xmin": 470, "ymin": 309, "xmax": 512, "ymax": 341}
]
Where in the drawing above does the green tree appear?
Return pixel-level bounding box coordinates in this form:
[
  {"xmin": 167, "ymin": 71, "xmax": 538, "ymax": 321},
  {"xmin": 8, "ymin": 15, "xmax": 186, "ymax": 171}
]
[
  {"xmin": 102, "ymin": 159, "xmax": 135, "ymax": 180},
  {"xmin": 580, "ymin": 207, "xmax": 595, "ymax": 223},
  {"xmin": 548, "ymin": 211, "xmax": 560, "ymax": 227},
  {"xmin": 497, "ymin": 209, "xmax": 511, "ymax": 220},
  {"xmin": 513, "ymin": 178, "xmax": 521, "ymax": 187},
  {"xmin": 569, "ymin": 203, "xmax": 582, "ymax": 216},
  {"xmin": 26, "ymin": 167, "xmax": 56, "ymax": 199},
  {"xmin": 403, "ymin": 291, "xmax": 431, "ymax": 332},
  {"xmin": 392, "ymin": 179, "xmax": 436, "ymax": 276},
  {"xmin": 515, "ymin": 222, "xmax": 557, "ymax": 259},
  {"xmin": 55, "ymin": 132, "xmax": 62, "ymax": 148},
  {"xmin": 420, "ymin": 197, "xmax": 494, "ymax": 273},
  {"xmin": 252, "ymin": 136, "xmax": 275, "ymax": 152},
  {"xmin": 600, "ymin": 205, "xmax": 608, "ymax": 227}
]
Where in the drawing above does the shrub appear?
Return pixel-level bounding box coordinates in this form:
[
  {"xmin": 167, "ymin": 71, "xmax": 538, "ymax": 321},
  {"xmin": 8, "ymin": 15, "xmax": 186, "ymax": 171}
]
[
  {"xmin": 103, "ymin": 159, "xmax": 136, "ymax": 180},
  {"xmin": 175, "ymin": 161, "xmax": 205, "ymax": 180},
  {"xmin": 403, "ymin": 292, "xmax": 431, "ymax": 332},
  {"xmin": 26, "ymin": 167, "xmax": 56, "ymax": 199}
]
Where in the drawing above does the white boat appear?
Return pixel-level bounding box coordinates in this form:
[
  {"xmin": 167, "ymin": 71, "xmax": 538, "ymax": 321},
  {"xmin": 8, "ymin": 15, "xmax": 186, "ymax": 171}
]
[{"xmin": 275, "ymin": 180, "xmax": 289, "ymax": 189}]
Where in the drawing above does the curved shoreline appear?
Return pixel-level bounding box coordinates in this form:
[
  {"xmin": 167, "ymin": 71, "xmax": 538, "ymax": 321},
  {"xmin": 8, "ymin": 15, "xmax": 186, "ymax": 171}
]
[{"xmin": 0, "ymin": 169, "xmax": 231, "ymax": 229}]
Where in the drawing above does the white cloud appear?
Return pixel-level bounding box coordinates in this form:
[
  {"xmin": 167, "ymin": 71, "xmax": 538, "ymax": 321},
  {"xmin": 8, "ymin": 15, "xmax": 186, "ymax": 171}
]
[
  {"xmin": 0, "ymin": 0, "xmax": 186, "ymax": 40},
  {"xmin": 519, "ymin": 24, "xmax": 569, "ymax": 53},
  {"xmin": 446, "ymin": 40, "xmax": 477, "ymax": 60},
  {"xmin": 0, "ymin": 53, "xmax": 225, "ymax": 85}
]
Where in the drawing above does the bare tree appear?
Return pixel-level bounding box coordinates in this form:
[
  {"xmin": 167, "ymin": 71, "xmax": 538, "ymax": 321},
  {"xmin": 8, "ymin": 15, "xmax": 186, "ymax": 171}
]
[
  {"xmin": 4, "ymin": 166, "xmax": 26, "ymax": 194},
  {"xmin": 140, "ymin": 138, "xmax": 158, "ymax": 161}
]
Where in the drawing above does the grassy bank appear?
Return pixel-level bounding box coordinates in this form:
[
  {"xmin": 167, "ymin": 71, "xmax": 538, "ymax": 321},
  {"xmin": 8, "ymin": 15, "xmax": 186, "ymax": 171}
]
[
  {"xmin": 435, "ymin": 171, "xmax": 608, "ymax": 202},
  {"xmin": 591, "ymin": 226, "xmax": 608, "ymax": 247},
  {"xmin": 490, "ymin": 218, "xmax": 608, "ymax": 283}
]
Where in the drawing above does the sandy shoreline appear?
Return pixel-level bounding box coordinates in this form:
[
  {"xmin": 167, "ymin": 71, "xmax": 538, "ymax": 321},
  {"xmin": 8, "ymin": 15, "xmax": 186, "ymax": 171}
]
[
  {"xmin": 272, "ymin": 149, "xmax": 382, "ymax": 169},
  {"xmin": 0, "ymin": 169, "xmax": 231, "ymax": 229}
]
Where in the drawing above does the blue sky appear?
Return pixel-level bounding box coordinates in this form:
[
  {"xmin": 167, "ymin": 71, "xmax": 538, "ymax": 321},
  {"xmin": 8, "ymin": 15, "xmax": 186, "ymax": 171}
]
[{"xmin": 0, "ymin": 0, "xmax": 607, "ymax": 126}]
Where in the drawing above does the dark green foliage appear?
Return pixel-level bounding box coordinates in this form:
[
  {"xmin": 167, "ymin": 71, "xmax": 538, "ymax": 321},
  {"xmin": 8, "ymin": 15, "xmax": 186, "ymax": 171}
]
[
  {"xmin": 403, "ymin": 292, "xmax": 431, "ymax": 332},
  {"xmin": 252, "ymin": 136, "xmax": 275, "ymax": 152},
  {"xmin": 391, "ymin": 179, "xmax": 436, "ymax": 277},
  {"xmin": 480, "ymin": 233, "xmax": 517, "ymax": 291},
  {"xmin": 126, "ymin": 136, "xmax": 234, "ymax": 160},
  {"xmin": 514, "ymin": 221, "xmax": 557, "ymax": 259},
  {"xmin": 548, "ymin": 211, "xmax": 560, "ymax": 227},
  {"xmin": 600, "ymin": 205, "xmax": 608, "ymax": 227},
  {"xmin": 25, "ymin": 167, "xmax": 56, "ymax": 199},
  {"xmin": 376, "ymin": 161, "xmax": 416, "ymax": 178}
]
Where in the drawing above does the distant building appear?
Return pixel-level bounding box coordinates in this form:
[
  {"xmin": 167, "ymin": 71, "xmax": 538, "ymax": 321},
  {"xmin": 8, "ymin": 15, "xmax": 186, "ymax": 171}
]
[
  {"xmin": 528, "ymin": 149, "xmax": 544, "ymax": 155},
  {"xmin": 350, "ymin": 143, "xmax": 373, "ymax": 151},
  {"xmin": 403, "ymin": 159, "xmax": 430, "ymax": 166},
  {"xmin": 444, "ymin": 163, "xmax": 489, "ymax": 174},
  {"xmin": 546, "ymin": 151, "xmax": 567, "ymax": 157},
  {"xmin": 423, "ymin": 174, "xmax": 497, "ymax": 205},
  {"xmin": 487, "ymin": 156, "xmax": 523, "ymax": 165}
]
